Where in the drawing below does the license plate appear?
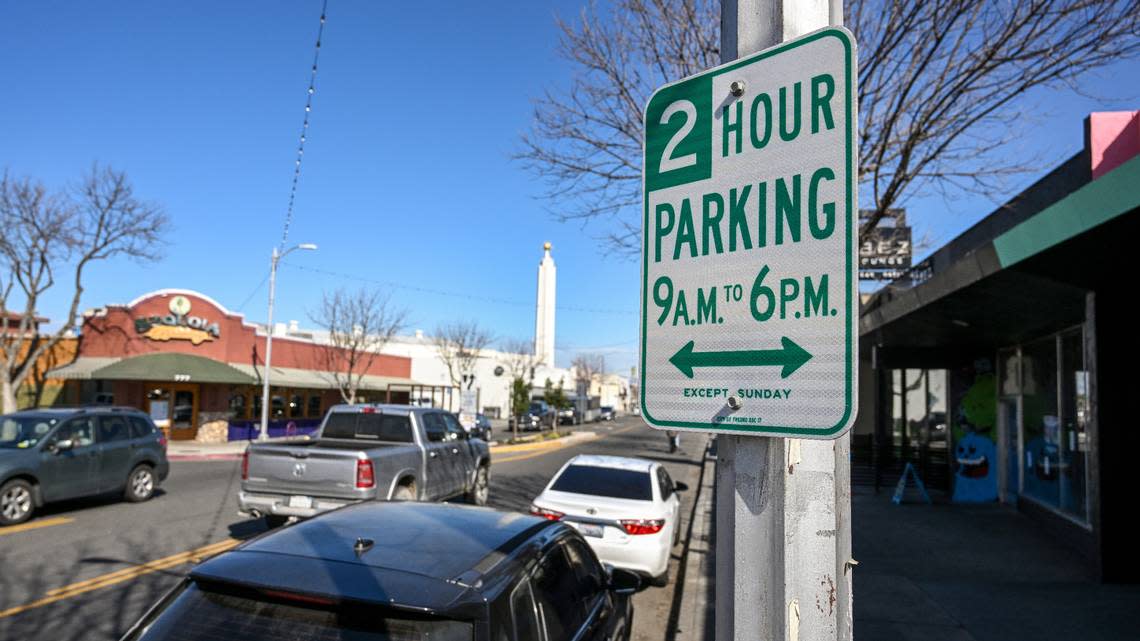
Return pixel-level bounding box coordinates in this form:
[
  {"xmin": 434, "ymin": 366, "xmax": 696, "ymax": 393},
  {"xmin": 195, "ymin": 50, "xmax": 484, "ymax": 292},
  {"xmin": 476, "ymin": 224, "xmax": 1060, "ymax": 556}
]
[
  {"xmin": 570, "ymin": 522, "xmax": 604, "ymax": 538},
  {"xmin": 287, "ymin": 495, "xmax": 312, "ymax": 509}
]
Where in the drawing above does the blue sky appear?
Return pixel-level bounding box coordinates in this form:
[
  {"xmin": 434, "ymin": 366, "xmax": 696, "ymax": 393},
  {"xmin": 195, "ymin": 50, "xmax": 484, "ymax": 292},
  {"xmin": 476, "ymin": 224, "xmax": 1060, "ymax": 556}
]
[{"xmin": 3, "ymin": 1, "xmax": 1138, "ymax": 374}]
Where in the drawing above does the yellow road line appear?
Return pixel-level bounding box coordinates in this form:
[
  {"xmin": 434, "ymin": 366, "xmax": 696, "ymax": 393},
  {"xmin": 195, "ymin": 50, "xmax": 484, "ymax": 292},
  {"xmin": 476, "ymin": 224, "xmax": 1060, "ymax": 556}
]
[
  {"xmin": 494, "ymin": 433, "xmax": 602, "ymax": 464},
  {"xmin": 0, "ymin": 538, "xmax": 239, "ymax": 619},
  {"xmin": 44, "ymin": 539, "xmax": 237, "ymax": 596},
  {"xmin": 492, "ymin": 436, "xmax": 579, "ymax": 454},
  {"xmin": 0, "ymin": 516, "xmax": 74, "ymax": 537}
]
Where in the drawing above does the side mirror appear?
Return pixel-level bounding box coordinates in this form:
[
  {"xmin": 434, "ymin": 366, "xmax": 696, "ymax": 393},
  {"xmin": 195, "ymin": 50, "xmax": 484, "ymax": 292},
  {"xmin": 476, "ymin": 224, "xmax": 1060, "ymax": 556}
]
[
  {"xmin": 674, "ymin": 481, "xmax": 689, "ymax": 492},
  {"xmin": 52, "ymin": 439, "xmax": 75, "ymax": 453},
  {"xmin": 608, "ymin": 567, "xmax": 643, "ymax": 595}
]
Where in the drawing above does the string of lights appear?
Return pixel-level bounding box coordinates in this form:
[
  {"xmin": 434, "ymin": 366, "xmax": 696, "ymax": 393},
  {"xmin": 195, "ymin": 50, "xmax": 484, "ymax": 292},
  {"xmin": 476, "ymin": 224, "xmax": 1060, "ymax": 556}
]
[
  {"xmin": 279, "ymin": 261, "xmax": 637, "ymax": 316},
  {"xmin": 279, "ymin": 0, "xmax": 328, "ymax": 249}
]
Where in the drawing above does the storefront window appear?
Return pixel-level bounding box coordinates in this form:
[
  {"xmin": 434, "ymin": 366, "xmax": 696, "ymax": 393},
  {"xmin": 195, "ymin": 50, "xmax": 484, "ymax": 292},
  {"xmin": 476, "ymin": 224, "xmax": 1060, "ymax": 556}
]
[
  {"xmin": 308, "ymin": 395, "xmax": 322, "ymax": 418},
  {"xmin": 229, "ymin": 392, "xmax": 248, "ymax": 420},
  {"xmin": 252, "ymin": 393, "xmax": 263, "ymax": 421},
  {"xmin": 998, "ymin": 349, "xmax": 1020, "ymax": 396},
  {"xmin": 1059, "ymin": 329, "xmax": 1087, "ymax": 520},
  {"xmin": 1021, "ymin": 336, "xmax": 1059, "ymax": 510},
  {"xmin": 289, "ymin": 393, "xmax": 304, "ymax": 419}
]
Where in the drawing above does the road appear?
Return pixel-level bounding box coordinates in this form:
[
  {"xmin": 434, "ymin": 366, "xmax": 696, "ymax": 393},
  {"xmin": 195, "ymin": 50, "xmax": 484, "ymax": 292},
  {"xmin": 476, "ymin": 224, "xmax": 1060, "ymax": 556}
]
[{"xmin": 0, "ymin": 415, "xmax": 709, "ymax": 641}]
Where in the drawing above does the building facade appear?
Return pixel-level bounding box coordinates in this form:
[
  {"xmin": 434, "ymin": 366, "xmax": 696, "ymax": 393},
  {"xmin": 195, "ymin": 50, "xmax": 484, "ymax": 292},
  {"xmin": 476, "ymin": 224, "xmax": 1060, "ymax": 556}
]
[
  {"xmin": 856, "ymin": 112, "xmax": 1140, "ymax": 582},
  {"xmin": 48, "ymin": 289, "xmax": 423, "ymax": 442}
]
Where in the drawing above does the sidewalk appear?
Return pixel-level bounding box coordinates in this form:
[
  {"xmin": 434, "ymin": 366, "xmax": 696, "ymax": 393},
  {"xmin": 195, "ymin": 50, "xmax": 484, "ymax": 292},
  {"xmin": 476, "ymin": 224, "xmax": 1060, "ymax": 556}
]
[
  {"xmin": 853, "ymin": 485, "xmax": 1140, "ymax": 641},
  {"xmin": 166, "ymin": 430, "xmax": 598, "ymax": 461},
  {"xmin": 671, "ymin": 462, "xmax": 1140, "ymax": 641}
]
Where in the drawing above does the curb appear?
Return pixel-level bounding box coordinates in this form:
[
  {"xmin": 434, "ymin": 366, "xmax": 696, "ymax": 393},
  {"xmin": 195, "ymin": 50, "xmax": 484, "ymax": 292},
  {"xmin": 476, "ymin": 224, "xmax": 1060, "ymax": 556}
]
[
  {"xmin": 668, "ymin": 437, "xmax": 716, "ymax": 641},
  {"xmin": 491, "ymin": 431, "xmax": 597, "ymax": 454}
]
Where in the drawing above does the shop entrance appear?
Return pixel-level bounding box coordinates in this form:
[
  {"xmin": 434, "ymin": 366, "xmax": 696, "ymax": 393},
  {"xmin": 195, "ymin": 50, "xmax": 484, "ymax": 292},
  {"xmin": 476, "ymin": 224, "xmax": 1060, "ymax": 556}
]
[{"xmin": 146, "ymin": 383, "xmax": 200, "ymax": 441}]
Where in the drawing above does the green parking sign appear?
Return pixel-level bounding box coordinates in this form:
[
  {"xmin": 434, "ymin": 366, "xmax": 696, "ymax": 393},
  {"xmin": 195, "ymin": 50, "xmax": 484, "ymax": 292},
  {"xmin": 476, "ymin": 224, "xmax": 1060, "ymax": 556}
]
[{"xmin": 639, "ymin": 27, "xmax": 858, "ymax": 438}]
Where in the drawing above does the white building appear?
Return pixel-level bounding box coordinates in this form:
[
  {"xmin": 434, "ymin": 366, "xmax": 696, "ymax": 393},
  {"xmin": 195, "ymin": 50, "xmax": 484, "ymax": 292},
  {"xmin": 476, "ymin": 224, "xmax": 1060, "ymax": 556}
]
[{"xmin": 283, "ymin": 243, "xmax": 585, "ymax": 418}]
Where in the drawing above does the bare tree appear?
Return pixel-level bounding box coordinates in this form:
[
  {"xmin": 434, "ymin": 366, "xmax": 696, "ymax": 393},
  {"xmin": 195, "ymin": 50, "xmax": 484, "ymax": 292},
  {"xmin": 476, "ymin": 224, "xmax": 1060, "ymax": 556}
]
[
  {"xmin": 311, "ymin": 287, "xmax": 408, "ymax": 404},
  {"xmin": 518, "ymin": 0, "xmax": 1140, "ymax": 253},
  {"xmin": 433, "ymin": 321, "xmax": 494, "ymax": 391},
  {"xmin": 571, "ymin": 352, "xmax": 606, "ymax": 401},
  {"xmin": 499, "ymin": 338, "xmax": 544, "ymax": 440},
  {"xmin": 0, "ymin": 165, "xmax": 168, "ymax": 412},
  {"xmin": 499, "ymin": 337, "xmax": 545, "ymax": 382}
]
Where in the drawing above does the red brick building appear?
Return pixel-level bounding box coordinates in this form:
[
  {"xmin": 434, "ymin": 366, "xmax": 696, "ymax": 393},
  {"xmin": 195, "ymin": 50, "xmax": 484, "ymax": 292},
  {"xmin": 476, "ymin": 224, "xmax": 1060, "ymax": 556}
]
[{"xmin": 49, "ymin": 289, "xmax": 425, "ymax": 442}]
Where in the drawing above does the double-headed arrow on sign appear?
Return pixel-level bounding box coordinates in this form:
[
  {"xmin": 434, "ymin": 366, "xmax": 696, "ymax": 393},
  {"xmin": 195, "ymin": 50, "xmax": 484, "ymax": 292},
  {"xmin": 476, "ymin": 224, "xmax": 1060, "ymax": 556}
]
[{"xmin": 669, "ymin": 337, "xmax": 812, "ymax": 379}]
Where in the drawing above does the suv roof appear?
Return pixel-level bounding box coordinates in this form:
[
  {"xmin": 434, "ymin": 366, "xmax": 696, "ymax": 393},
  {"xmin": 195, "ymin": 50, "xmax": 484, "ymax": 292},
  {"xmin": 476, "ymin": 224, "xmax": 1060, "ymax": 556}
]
[
  {"xmin": 190, "ymin": 502, "xmax": 562, "ymax": 617},
  {"xmin": 3, "ymin": 406, "xmax": 149, "ymax": 418}
]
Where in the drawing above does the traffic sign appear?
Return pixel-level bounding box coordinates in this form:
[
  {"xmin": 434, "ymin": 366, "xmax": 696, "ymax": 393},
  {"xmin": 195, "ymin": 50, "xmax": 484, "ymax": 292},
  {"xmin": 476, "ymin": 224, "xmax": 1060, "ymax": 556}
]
[{"xmin": 639, "ymin": 27, "xmax": 857, "ymax": 438}]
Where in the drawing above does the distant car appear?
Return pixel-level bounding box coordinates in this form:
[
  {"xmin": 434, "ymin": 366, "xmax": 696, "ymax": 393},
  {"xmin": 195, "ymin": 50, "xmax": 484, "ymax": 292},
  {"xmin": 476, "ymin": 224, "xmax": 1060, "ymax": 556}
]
[
  {"xmin": 122, "ymin": 502, "xmax": 642, "ymax": 641},
  {"xmin": 599, "ymin": 406, "xmax": 616, "ymax": 421},
  {"xmin": 0, "ymin": 407, "xmax": 169, "ymax": 526},
  {"xmin": 473, "ymin": 413, "xmax": 493, "ymax": 440},
  {"xmin": 558, "ymin": 406, "xmax": 582, "ymax": 425},
  {"xmin": 511, "ymin": 401, "xmax": 557, "ymax": 431},
  {"xmin": 530, "ymin": 455, "xmax": 687, "ymax": 586}
]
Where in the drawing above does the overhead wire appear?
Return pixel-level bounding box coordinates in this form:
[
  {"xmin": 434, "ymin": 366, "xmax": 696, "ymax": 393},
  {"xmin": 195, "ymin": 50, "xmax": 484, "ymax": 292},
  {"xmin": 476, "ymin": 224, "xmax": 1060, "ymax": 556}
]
[
  {"xmin": 279, "ymin": 0, "xmax": 329, "ymax": 249},
  {"xmin": 279, "ymin": 261, "xmax": 636, "ymax": 316}
]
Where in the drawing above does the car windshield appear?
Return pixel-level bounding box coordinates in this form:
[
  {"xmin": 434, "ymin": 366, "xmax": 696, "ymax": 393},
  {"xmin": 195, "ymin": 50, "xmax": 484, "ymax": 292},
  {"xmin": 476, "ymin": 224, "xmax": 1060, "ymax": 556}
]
[
  {"xmin": 126, "ymin": 582, "xmax": 472, "ymax": 641},
  {"xmin": 550, "ymin": 464, "xmax": 653, "ymax": 501},
  {"xmin": 528, "ymin": 403, "xmax": 546, "ymax": 413},
  {"xmin": 0, "ymin": 415, "xmax": 61, "ymax": 449}
]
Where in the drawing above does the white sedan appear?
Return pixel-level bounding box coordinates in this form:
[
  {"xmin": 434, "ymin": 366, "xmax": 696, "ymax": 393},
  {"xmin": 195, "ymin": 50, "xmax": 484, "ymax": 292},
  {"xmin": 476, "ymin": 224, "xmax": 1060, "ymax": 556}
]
[{"xmin": 530, "ymin": 454, "xmax": 686, "ymax": 586}]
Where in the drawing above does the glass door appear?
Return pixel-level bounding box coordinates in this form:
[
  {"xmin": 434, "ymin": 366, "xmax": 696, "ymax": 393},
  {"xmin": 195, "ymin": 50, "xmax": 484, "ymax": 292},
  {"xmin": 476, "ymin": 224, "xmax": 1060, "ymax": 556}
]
[{"xmin": 170, "ymin": 384, "xmax": 199, "ymax": 440}]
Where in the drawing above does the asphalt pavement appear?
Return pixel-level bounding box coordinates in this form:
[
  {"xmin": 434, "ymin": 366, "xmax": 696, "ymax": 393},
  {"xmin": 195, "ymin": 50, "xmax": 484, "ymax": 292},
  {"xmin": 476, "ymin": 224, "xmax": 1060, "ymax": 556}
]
[{"xmin": 0, "ymin": 415, "xmax": 708, "ymax": 641}]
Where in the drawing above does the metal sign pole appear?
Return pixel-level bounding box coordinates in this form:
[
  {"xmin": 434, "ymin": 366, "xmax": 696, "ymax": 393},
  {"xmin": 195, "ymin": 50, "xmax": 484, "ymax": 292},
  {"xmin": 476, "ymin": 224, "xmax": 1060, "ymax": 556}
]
[{"xmin": 716, "ymin": 2, "xmax": 853, "ymax": 640}]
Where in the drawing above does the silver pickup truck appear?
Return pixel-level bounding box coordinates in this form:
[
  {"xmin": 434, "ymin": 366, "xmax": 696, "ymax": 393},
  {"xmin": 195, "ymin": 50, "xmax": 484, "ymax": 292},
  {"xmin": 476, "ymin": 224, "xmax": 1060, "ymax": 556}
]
[{"xmin": 238, "ymin": 404, "xmax": 490, "ymax": 525}]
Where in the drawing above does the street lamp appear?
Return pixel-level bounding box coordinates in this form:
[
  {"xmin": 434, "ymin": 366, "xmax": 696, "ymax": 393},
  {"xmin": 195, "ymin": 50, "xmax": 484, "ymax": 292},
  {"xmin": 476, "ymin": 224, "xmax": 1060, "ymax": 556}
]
[{"xmin": 258, "ymin": 242, "xmax": 318, "ymax": 441}]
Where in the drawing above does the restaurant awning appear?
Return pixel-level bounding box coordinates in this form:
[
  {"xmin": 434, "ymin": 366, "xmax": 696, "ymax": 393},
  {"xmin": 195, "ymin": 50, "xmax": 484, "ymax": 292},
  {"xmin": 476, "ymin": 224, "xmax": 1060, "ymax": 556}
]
[
  {"xmin": 95, "ymin": 353, "xmax": 255, "ymax": 385},
  {"xmin": 50, "ymin": 355, "xmax": 425, "ymax": 390},
  {"xmin": 229, "ymin": 363, "xmax": 423, "ymax": 391}
]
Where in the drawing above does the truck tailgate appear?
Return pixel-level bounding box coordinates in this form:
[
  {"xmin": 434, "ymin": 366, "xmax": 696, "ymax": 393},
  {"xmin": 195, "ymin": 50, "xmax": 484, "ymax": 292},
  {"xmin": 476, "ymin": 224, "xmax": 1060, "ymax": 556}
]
[{"xmin": 245, "ymin": 442, "xmax": 377, "ymax": 499}]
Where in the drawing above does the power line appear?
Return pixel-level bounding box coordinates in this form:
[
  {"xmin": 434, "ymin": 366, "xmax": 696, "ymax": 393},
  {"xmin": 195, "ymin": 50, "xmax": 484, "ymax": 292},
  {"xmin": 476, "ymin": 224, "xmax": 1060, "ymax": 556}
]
[
  {"xmin": 235, "ymin": 271, "xmax": 271, "ymax": 312},
  {"xmin": 279, "ymin": 261, "xmax": 636, "ymax": 315},
  {"xmin": 279, "ymin": 0, "xmax": 328, "ymax": 249}
]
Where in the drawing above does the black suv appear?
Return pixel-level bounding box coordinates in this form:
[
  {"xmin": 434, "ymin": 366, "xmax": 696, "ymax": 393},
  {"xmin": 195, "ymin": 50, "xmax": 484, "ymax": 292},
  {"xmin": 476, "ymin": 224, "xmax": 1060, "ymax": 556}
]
[
  {"xmin": 122, "ymin": 502, "xmax": 641, "ymax": 641},
  {"xmin": 0, "ymin": 406, "xmax": 169, "ymax": 526}
]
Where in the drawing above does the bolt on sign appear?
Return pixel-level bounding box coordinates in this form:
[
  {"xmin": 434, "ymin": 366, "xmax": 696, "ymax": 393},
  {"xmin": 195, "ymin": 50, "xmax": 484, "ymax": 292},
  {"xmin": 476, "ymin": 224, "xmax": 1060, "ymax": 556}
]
[{"xmin": 639, "ymin": 27, "xmax": 858, "ymax": 438}]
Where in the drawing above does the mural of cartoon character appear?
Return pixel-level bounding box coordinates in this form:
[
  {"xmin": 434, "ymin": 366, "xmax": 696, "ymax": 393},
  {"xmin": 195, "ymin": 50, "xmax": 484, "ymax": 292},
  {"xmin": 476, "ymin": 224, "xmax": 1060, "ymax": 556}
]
[
  {"xmin": 953, "ymin": 431, "xmax": 998, "ymax": 502},
  {"xmin": 951, "ymin": 368, "xmax": 998, "ymax": 502}
]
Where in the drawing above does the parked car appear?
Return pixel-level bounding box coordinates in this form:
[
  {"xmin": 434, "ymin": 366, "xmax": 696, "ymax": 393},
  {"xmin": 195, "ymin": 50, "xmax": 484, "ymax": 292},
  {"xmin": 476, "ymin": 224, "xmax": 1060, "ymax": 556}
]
[
  {"xmin": 239, "ymin": 404, "xmax": 490, "ymax": 527},
  {"xmin": 473, "ymin": 413, "xmax": 493, "ymax": 440},
  {"xmin": 530, "ymin": 455, "xmax": 687, "ymax": 586},
  {"xmin": 558, "ymin": 406, "xmax": 583, "ymax": 425},
  {"xmin": 0, "ymin": 407, "xmax": 169, "ymax": 526},
  {"xmin": 510, "ymin": 401, "xmax": 557, "ymax": 431},
  {"xmin": 121, "ymin": 502, "xmax": 642, "ymax": 641},
  {"xmin": 599, "ymin": 406, "xmax": 616, "ymax": 421}
]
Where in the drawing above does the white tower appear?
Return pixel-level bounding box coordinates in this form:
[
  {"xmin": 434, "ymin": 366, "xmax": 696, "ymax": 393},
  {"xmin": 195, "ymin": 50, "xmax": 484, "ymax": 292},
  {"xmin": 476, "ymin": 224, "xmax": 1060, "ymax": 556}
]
[{"xmin": 535, "ymin": 242, "xmax": 556, "ymax": 366}]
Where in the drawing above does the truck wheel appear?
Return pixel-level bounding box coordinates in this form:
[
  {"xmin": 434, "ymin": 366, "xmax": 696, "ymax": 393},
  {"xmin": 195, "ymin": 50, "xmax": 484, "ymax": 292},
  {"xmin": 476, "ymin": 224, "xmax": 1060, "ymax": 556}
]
[
  {"xmin": 124, "ymin": 465, "xmax": 156, "ymax": 503},
  {"xmin": 265, "ymin": 515, "xmax": 291, "ymax": 529},
  {"xmin": 393, "ymin": 482, "xmax": 416, "ymax": 501},
  {"xmin": 0, "ymin": 478, "xmax": 35, "ymax": 526},
  {"xmin": 465, "ymin": 466, "xmax": 489, "ymax": 506}
]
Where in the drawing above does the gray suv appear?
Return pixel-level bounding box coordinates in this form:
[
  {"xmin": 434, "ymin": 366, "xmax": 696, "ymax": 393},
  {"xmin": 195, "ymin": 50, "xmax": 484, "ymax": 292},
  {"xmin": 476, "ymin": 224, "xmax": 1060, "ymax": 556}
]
[{"xmin": 0, "ymin": 407, "xmax": 170, "ymax": 526}]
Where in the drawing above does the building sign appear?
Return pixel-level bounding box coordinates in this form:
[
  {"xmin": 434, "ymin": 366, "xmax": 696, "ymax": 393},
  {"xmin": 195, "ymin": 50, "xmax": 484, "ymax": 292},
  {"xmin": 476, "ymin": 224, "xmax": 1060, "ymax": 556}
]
[
  {"xmin": 134, "ymin": 295, "xmax": 221, "ymax": 346},
  {"xmin": 639, "ymin": 27, "xmax": 858, "ymax": 438},
  {"xmin": 859, "ymin": 209, "xmax": 911, "ymax": 279}
]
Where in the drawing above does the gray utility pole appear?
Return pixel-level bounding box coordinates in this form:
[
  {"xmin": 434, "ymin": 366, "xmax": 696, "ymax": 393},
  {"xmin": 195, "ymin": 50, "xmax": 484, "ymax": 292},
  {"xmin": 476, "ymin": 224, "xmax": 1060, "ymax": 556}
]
[
  {"xmin": 258, "ymin": 242, "xmax": 317, "ymax": 441},
  {"xmin": 715, "ymin": 2, "xmax": 853, "ymax": 640}
]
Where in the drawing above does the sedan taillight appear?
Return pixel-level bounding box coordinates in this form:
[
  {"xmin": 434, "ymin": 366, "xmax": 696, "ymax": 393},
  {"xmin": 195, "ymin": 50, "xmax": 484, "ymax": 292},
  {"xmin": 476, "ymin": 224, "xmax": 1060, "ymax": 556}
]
[
  {"xmin": 356, "ymin": 459, "xmax": 375, "ymax": 488},
  {"xmin": 241, "ymin": 450, "xmax": 249, "ymax": 480},
  {"xmin": 529, "ymin": 505, "xmax": 564, "ymax": 521},
  {"xmin": 619, "ymin": 519, "xmax": 665, "ymax": 535}
]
